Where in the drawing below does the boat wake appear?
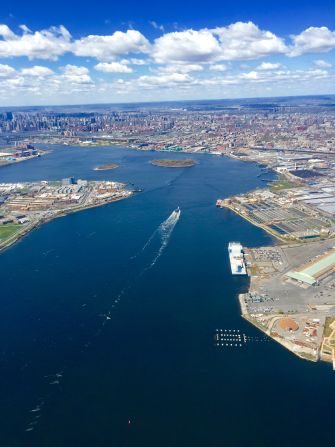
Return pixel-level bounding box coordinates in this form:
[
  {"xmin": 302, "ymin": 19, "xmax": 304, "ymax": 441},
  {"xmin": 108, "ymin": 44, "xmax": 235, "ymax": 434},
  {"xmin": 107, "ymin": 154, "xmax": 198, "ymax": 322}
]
[
  {"xmin": 131, "ymin": 207, "xmax": 181, "ymax": 261},
  {"xmin": 97, "ymin": 207, "xmax": 181, "ymax": 329},
  {"xmin": 24, "ymin": 209, "xmax": 181, "ymax": 435},
  {"xmin": 144, "ymin": 207, "xmax": 180, "ymax": 270}
]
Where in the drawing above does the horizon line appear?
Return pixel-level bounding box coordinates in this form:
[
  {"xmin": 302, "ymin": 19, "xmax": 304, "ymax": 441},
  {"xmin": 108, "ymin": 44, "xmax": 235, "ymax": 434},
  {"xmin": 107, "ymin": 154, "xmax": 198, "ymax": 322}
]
[{"xmin": 1, "ymin": 93, "xmax": 335, "ymax": 110}]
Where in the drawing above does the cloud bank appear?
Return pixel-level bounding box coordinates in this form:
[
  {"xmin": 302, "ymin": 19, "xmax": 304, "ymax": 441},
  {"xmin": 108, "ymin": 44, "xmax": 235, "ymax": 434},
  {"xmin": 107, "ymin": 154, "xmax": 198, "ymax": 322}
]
[{"xmin": 0, "ymin": 21, "xmax": 334, "ymax": 104}]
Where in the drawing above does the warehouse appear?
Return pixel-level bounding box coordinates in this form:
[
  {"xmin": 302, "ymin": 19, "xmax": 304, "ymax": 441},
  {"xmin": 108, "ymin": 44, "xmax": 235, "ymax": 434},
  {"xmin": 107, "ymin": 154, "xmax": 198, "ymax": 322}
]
[{"xmin": 286, "ymin": 248, "xmax": 335, "ymax": 286}]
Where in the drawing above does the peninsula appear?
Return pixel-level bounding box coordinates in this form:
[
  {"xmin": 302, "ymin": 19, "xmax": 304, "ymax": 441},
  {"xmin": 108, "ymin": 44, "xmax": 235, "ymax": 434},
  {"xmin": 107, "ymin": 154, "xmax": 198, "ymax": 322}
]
[
  {"xmin": 217, "ymin": 166, "xmax": 335, "ymax": 369},
  {"xmin": 0, "ymin": 144, "xmax": 47, "ymax": 167},
  {"xmin": 0, "ymin": 178, "xmax": 134, "ymax": 254},
  {"xmin": 150, "ymin": 158, "xmax": 196, "ymax": 168}
]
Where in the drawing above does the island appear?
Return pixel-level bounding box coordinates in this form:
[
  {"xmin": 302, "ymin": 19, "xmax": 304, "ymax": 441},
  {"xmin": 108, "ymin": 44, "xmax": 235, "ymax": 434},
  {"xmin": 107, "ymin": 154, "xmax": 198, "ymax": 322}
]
[
  {"xmin": 150, "ymin": 158, "xmax": 196, "ymax": 168},
  {"xmin": 94, "ymin": 163, "xmax": 119, "ymax": 171},
  {"xmin": 0, "ymin": 178, "xmax": 135, "ymax": 254}
]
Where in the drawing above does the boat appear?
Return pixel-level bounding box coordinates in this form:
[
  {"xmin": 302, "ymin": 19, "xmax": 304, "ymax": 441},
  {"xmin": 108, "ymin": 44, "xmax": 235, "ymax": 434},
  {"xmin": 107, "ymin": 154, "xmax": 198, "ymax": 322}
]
[
  {"xmin": 171, "ymin": 206, "xmax": 181, "ymax": 219},
  {"xmin": 228, "ymin": 242, "xmax": 247, "ymax": 275}
]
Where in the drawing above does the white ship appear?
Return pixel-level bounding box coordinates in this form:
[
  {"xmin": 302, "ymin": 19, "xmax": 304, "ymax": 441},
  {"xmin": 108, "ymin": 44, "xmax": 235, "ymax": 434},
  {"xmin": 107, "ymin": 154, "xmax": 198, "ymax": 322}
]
[{"xmin": 228, "ymin": 242, "xmax": 247, "ymax": 275}]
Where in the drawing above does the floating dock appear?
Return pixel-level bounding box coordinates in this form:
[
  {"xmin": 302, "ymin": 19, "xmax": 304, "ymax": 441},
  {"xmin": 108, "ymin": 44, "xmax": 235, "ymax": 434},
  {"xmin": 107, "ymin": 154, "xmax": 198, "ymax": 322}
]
[{"xmin": 228, "ymin": 242, "xmax": 247, "ymax": 275}]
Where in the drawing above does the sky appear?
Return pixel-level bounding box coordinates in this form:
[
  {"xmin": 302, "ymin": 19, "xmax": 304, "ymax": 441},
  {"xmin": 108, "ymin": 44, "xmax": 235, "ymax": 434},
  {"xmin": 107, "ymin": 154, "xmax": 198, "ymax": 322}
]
[{"xmin": 1, "ymin": 0, "xmax": 335, "ymax": 106}]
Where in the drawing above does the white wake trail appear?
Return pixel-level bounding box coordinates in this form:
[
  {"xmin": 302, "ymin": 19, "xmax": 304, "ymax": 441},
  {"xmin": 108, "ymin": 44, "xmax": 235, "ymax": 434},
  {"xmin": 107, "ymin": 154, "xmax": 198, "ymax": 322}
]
[
  {"xmin": 131, "ymin": 209, "xmax": 181, "ymax": 262},
  {"xmin": 130, "ymin": 228, "xmax": 158, "ymax": 259},
  {"xmin": 99, "ymin": 209, "xmax": 181, "ymax": 328},
  {"xmin": 146, "ymin": 208, "xmax": 180, "ymax": 270}
]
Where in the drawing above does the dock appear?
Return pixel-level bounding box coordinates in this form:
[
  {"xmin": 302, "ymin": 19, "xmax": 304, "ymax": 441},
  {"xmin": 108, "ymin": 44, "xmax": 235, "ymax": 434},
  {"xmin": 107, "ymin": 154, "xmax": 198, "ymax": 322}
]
[{"xmin": 228, "ymin": 242, "xmax": 247, "ymax": 275}]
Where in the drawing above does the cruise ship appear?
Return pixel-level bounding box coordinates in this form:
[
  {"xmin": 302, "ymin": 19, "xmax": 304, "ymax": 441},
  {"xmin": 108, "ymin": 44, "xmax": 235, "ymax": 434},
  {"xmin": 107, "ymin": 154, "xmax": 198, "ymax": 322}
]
[{"xmin": 228, "ymin": 242, "xmax": 247, "ymax": 275}]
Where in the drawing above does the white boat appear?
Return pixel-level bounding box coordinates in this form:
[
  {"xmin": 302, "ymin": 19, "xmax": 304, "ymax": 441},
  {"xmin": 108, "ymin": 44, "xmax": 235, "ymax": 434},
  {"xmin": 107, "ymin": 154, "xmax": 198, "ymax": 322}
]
[{"xmin": 172, "ymin": 206, "xmax": 181, "ymax": 219}]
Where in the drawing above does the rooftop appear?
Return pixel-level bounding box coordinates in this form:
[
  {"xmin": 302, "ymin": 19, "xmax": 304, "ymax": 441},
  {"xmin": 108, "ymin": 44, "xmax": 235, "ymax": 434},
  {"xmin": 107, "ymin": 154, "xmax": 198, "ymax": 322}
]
[{"xmin": 286, "ymin": 248, "xmax": 335, "ymax": 285}]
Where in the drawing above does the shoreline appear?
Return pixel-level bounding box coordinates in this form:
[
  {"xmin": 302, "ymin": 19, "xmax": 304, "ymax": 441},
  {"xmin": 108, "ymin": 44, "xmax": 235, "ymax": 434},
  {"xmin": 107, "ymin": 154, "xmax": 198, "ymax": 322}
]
[
  {"xmin": 213, "ymin": 153, "xmax": 334, "ymax": 366},
  {"xmin": 0, "ymin": 150, "xmax": 49, "ymax": 168},
  {"xmin": 238, "ymin": 294, "xmax": 320, "ymax": 363},
  {"xmin": 0, "ymin": 192, "xmax": 136, "ymax": 255},
  {"xmin": 6, "ymin": 142, "xmax": 331, "ymax": 365},
  {"xmin": 223, "ymin": 202, "xmax": 284, "ymax": 243}
]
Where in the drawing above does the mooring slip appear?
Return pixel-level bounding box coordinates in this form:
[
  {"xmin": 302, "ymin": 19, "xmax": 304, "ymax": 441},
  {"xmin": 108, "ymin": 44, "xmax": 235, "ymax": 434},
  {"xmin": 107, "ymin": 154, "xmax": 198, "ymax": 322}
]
[{"xmin": 214, "ymin": 329, "xmax": 270, "ymax": 348}]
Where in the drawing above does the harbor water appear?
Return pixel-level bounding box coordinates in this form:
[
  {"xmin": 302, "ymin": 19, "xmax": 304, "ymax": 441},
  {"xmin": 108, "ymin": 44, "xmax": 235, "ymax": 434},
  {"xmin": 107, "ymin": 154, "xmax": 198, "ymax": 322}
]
[{"xmin": 0, "ymin": 145, "xmax": 334, "ymax": 447}]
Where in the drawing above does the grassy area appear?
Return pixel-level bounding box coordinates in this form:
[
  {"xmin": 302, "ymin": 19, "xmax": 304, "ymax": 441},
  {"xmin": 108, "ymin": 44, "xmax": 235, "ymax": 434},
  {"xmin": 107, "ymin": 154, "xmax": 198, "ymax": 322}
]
[
  {"xmin": 0, "ymin": 224, "xmax": 22, "ymax": 242},
  {"xmin": 270, "ymin": 175, "xmax": 299, "ymax": 192},
  {"xmin": 323, "ymin": 317, "xmax": 335, "ymax": 338}
]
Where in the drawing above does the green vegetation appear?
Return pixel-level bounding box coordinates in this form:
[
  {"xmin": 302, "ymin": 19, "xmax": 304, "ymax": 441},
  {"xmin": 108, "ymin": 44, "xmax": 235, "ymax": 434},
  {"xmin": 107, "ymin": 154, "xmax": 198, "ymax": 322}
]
[
  {"xmin": 270, "ymin": 175, "xmax": 299, "ymax": 192},
  {"xmin": 0, "ymin": 224, "xmax": 22, "ymax": 241},
  {"xmin": 47, "ymin": 180, "xmax": 62, "ymax": 187},
  {"xmin": 150, "ymin": 158, "xmax": 196, "ymax": 167}
]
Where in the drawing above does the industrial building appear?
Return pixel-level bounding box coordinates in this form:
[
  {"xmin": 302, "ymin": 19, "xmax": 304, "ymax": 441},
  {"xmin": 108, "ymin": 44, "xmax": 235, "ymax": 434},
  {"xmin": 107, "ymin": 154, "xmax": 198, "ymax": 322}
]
[{"xmin": 286, "ymin": 248, "xmax": 335, "ymax": 286}]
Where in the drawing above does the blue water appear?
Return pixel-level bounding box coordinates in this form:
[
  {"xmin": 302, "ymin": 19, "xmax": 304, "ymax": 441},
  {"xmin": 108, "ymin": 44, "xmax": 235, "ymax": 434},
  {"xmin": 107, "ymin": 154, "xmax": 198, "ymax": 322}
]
[{"xmin": 0, "ymin": 146, "xmax": 333, "ymax": 447}]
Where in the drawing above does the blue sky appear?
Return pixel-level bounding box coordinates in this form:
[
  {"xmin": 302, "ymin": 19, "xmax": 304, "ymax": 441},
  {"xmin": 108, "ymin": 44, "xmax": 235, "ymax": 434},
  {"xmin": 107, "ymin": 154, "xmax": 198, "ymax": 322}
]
[{"xmin": 1, "ymin": 0, "xmax": 335, "ymax": 105}]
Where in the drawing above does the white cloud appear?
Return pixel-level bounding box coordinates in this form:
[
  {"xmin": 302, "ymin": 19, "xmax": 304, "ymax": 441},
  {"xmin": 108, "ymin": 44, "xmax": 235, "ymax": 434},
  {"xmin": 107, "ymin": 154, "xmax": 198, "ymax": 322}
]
[
  {"xmin": 19, "ymin": 24, "xmax": 32, "ymax": 34},
  {"xmin": 61, "ymin": 65, "xmax": 93, "ymax": 84},
  {"xmin": 123, "ymin": 58, "xmax": 148, "ymax": 65},
  {"xmin": 149, "ymin": 21, "xmax": 165, "ymax": 32},
  {"xmin": 0, "ymin": 24, "xmax": 150, "ymax": 62},
  {"xmin": 73, "ymin": 30, "xmax": 150, "ymax": 61},
  {"xmin": 0, "ymin": 24, "xmax": 72, "ymax": 60},
  {"xmin": 139, "ymin": 72, "xmax": 192, "ymax": 87},
  {"xmin": 257, "ymin": 62, "xmax": 282, "ymax": 70},
  {"xmin": 152, "ymin": 29, "xmax": 221, "ymax": 64},
  {"xmin": 21, "ymin": 66, "xmax": 54, "ymax": 76},
  {"xmin": 289, "ymin": 26, "xmax": 335, "ymax": 56},
  {"xmin": 0, "ymin": 63, "xmax": 16, "ymax": 77},
  {"xmin": 1, "ymin": 21, "xmax": 335, "ymax": 104},
  {"xmin": 0, "ymin": 24, "xmax": 16, "ymax": 39},
  {"xmin": 239, "ymin": 71, "xmax": 259, "ymax": 80},
  {"xmin": 209, "ymin": 64, "xmax": 228, "ymax": 71},
  {"xmin": 118, "ymin": 67, "xmax": 334, "ymax": 94},
  {"xmin": 236, "ymin": 68, "xmax": 330, "ymax": 84},
  {"xmin": 211, "ymin": 22, "xmax": 287, "ymax": 60},
  {"xmin": 0, "ymin": 21, "xmax": 334, "ymax": 68},
  {"xmin": 152, "ymin": 22, "xmax": 287, "ymax": 65},
  {"xmin": 0, "ymin": 64, "xmax": 97, "ymax": 103},
  {"xmin": 313, "ymin": 59, "xmax": 332, "ymax": 68},
  {"xmin": 117, "ymin": 72, "xmax": 195, "ymax": 91},
  {"xmin": 95, "ymin": 62, "xmax": 133, "ymax": 73},
  {"xmin": 158, "ymin": 64, "xmax": 204, "ymax": 73}
]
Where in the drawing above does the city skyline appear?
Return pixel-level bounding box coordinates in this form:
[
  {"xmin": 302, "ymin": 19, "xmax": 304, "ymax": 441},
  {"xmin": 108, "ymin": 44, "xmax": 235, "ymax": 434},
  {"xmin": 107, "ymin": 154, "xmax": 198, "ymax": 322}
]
[{"xmin": 1, "ymin": 0, "xmax": 335, "ymax": 105}]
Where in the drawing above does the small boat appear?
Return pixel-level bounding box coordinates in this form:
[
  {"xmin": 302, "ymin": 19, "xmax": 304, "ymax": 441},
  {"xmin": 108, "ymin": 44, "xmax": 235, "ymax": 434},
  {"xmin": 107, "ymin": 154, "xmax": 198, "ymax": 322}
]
[{"xmin": 171, "ymin": 207, "xmax": 181, "ymax": 219}]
